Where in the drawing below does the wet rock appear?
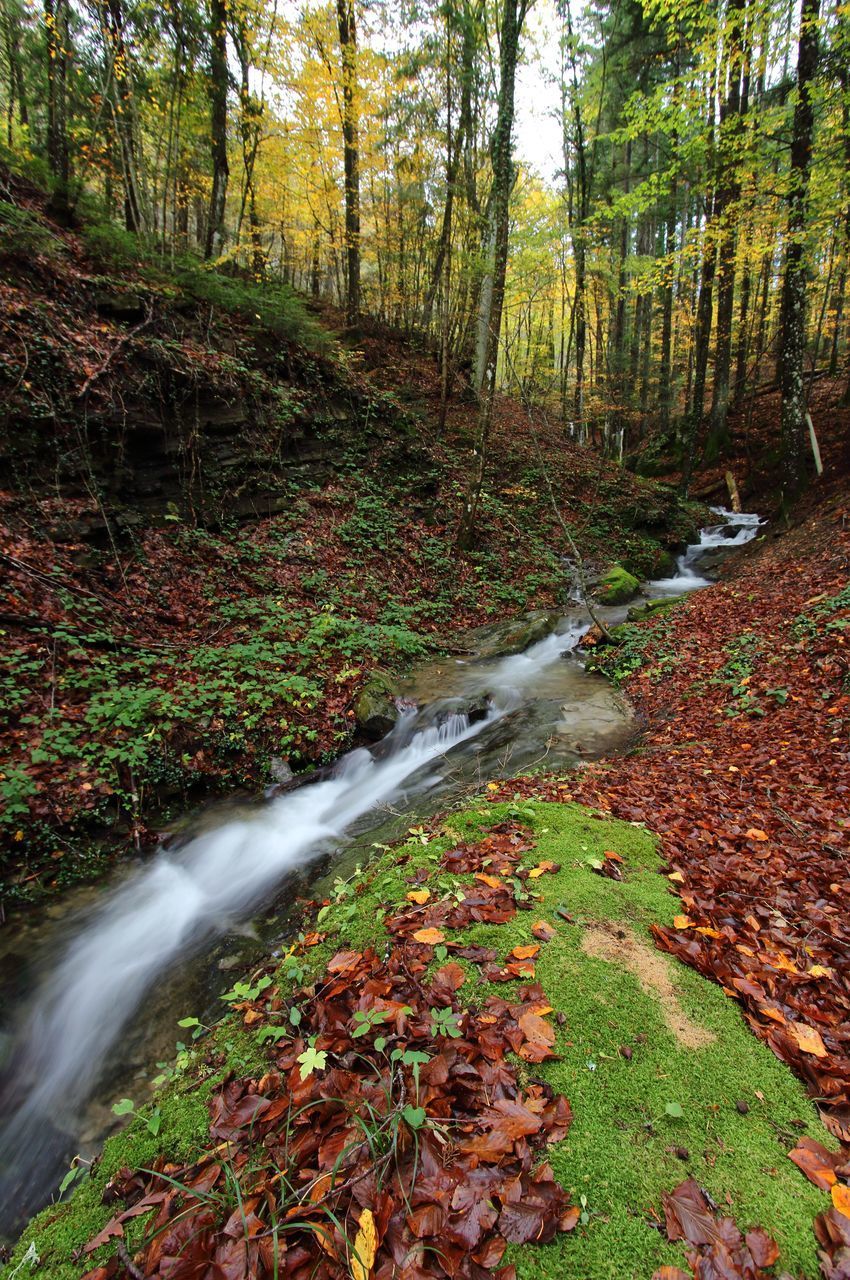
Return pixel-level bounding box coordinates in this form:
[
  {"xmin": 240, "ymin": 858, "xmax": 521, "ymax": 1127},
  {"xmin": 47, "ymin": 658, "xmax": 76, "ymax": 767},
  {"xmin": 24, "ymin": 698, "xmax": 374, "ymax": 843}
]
[
  {"xmin": 627, "ymin": 595, "xmax": 684, "ymax": 622},
  {"xmin": 595, "ymin": 565, "xmax": 641, "ymax": 605},
  {"xmin": 354, "ymin": 670, "xmax": 402, "ymax": 740},
  {"xmin": 454, "ymin": 611, "xmax": 561, "ymax": 660}
]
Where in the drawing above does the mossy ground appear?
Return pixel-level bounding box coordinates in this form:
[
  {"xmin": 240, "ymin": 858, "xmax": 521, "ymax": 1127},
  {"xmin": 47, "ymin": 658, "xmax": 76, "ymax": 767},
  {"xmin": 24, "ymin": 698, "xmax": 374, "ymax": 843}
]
[{"xmin": 12, "ymin": 801, "xmax": 829, "ymax": 1279}]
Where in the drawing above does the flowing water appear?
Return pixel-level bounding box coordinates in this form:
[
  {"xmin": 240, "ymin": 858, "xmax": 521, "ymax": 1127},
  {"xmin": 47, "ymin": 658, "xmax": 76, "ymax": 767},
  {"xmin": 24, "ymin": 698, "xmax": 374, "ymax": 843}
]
[{"xmin": 0, "ymin": 507, "xmax": 761, "ymax": 1238}]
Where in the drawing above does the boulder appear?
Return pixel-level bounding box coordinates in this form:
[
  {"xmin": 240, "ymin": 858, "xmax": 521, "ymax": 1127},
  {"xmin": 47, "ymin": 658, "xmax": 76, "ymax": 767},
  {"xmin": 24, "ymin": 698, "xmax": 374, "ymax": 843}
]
[
  {"xmin": 354, "ymin": 670, "xmax": 402, "ymax": 740},
  {"xmin": 455, "ymin": 610, "xmax": 561, "ymax": 660},
  {"xmin": 627, "ymin": 595, "xmax": 684, "ymax": 622},
  {"xmin": 596, "ymin": 565, "xmax": 641, "ymax": 605}
]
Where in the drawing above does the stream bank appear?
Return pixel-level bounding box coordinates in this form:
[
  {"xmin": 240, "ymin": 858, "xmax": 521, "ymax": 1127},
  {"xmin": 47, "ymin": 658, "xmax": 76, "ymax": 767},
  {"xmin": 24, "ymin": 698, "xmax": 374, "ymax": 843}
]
[{"xmin": 0, "ymin": 511, "xmax": 762, "ymax": 1248}]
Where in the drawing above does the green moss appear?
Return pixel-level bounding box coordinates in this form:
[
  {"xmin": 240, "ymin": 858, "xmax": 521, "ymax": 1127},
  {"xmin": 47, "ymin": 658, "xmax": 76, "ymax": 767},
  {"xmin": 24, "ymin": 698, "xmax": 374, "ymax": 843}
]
[
  {"xmin": 15, "ymin": 800, "xmax": 829, "ymax": 1279},
  {"xmin": 310, "ymin": 801, "xmax": 827, "ymax": 1278},
  {"xmin": 597, "ymin": 565, "xmax": 641, "ymax": 605}
]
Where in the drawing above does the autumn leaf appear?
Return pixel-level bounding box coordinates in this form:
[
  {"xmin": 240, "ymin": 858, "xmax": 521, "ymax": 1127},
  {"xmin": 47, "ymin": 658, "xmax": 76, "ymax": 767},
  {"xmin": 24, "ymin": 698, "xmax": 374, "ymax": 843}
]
[
  {"xmin": 832, "ymin": 1183, "xmax": 850, "ymax": 1219},
  {"xmin": 745, "ymin": 828, "xmax": 768, "ymax": 841},
  {"xmin": 406, "ymin": 889, "xmax": 430, "ymax": 904},
  {"xmin": 532, "ymin": 920, "xmax": 555, "ymax": 942},
  {"xmin": 788, "ymin": 1137, "xmax": 840, "ymax": 1191},
  {"xmin": 510, "ymin": 944, "xmax": 540, "ymax": 960},
  {"xmin": 475, "ymin": 873, "xmax": 503, "ymax": 888},
  {"xmin": 412, "ymin": 927, "xmax": 445, "ymax": 945},
  {"xmin": 673, "ymin": 914, "xmax": 692, "ymax": 930},
  {"xmin": 528, "ymin": 859, "xmax": 557, "ymax": 878},
  {"xmin": 788, "ymin": 1020, "xmax": 828, "ymax": 1057},
  {"xmin": 351, "ymin": 1207, "xmax": 377, "ymax": 1280}
]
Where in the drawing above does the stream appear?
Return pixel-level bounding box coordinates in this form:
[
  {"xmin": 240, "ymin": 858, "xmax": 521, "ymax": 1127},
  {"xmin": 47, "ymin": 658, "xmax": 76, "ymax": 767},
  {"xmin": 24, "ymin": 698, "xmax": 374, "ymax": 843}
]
[{"xmin": 0, "ymin": 508, "xmax": 761, "ymax": 1240}]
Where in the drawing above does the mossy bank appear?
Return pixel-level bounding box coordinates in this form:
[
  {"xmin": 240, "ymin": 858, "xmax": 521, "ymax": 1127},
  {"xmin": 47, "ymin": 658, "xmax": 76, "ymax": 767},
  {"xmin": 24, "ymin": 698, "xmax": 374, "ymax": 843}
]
[{"xmin": 10, "ymin": 799, "xmax": 833, "ymax": 1279}]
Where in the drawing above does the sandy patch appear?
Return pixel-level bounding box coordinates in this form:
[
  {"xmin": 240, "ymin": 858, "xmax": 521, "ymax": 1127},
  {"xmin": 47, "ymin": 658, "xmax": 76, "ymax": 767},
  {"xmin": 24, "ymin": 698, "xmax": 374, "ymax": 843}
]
[{"xmin": 581, "ymin": 921, "xmax": 716, "ymax": 1050}]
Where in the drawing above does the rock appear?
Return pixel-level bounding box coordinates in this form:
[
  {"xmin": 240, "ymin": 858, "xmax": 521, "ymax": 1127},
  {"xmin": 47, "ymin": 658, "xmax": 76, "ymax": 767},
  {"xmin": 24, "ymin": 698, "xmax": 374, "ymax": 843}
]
[
  {"xmin": 354, "ymin": 670, "xmax": 402, "ymax": 740},
  {"xmin": 595, "ymin": 565, "xmax": 641, "ymax": 605},
  {"xmin": 95, "ymin": 289, "xmax": 146, "ymax": 322},
  {"xmin": 627, "ymin": 595, "xmax": 684, "ymax": 622},
  {"xmin": 454, "ymin": 610, "xmax": 561, "ymax": 660}
]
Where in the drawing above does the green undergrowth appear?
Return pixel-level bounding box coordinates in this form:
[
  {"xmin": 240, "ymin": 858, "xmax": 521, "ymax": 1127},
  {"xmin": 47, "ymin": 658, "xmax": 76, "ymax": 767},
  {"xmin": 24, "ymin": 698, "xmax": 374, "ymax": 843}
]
[
  {"xmin": 587, "ymin": 610, "xmax": 682, "ymax": 687},
  {"xmin": 14, "ymin": 800, "xmax": 829, "ymax": 1279}
]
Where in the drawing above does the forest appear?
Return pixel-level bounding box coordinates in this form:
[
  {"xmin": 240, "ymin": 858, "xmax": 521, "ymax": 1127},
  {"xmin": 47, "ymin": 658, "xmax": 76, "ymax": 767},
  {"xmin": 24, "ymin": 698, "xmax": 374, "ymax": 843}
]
[{"xmin": 0, "ymin": 0, "xmax": 849, "ymax": 1277}]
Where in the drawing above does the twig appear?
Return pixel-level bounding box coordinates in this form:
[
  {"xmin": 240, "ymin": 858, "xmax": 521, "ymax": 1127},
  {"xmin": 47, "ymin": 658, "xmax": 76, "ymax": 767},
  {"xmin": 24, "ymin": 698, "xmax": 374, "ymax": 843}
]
[{"xmin": 116, "ymin": 1240, "xmax": 145, "ymax": 1280}]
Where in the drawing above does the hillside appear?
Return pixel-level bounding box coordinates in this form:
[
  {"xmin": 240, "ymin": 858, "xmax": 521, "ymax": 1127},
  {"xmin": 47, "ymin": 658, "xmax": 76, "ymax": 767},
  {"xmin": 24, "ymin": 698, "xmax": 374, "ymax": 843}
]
[{"xmin": 0, "ymin": 171, "xmax": 702, "ymax": 909}]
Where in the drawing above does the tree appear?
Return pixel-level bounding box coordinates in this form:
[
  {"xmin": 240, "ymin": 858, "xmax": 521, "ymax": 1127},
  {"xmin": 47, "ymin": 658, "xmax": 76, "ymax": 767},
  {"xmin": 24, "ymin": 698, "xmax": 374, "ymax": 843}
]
[
  {"xmin": 458, "ymin": 0, "xmax": 533, "ymax": 549},
  {"xmin": 778, "ymin": 0, "xmax": 820, "ymax": 500},
  {"xmin": 337, "ymin": 0, "xmax": 360, "ymax": 323},
  {"xmin": 205, "ymin": 0, "xmax": 229, "ymax": 258}
]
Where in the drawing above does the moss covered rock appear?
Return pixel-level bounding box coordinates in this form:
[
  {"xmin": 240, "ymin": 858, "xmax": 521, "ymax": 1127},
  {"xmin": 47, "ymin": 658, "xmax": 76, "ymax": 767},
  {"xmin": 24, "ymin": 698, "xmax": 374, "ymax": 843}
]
[
  {"xmin": 353, "ymin": 669, "xmax": 401, "ymax": 739},
  {"xmin": 627, "ymin": 594, "xmax": 684, "ymax": 622},
  {"xmin": 596, "ymin": 565, "xmax": 641, "ymax": 605}
]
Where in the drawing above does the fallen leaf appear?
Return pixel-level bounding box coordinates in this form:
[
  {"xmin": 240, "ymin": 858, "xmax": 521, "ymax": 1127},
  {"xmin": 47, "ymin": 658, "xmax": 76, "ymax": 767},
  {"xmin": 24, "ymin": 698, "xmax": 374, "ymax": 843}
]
[
  {"xmin": 412, "ymin": 927, "xmax": 445, "ymax": 945},
  {"xmin": 788, "ymin": 1137, "xmax": 839, "ymax": 1191},
  {"xmin": 510, "ymin": 944, "xmax": 540, "ymax": 960},
  {"xmin": 745, "ymin": 828, "xmax": 769, "ymax": 841},
  {"xmin": 788, "ymin": 1020, "xmax": 828, "ymax": 1057},
  {"xmin": 832, "ymin": 1183, "xmax": 850, "ymax": 1218},
  {"xmin": 351, "ymin": 1207, "xmax": 377, "ymax": 1280},
  {"xmin": 406, "ymin": 889, "xmax": 430, "ymax": 904}
]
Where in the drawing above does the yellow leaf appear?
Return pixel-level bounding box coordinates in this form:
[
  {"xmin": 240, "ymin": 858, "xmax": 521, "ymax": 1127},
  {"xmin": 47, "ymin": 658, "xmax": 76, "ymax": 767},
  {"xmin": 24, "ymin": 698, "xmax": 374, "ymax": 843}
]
[
  {"xmin": 528, "ymin": 860, "xmax": 556, "ymax": 878},
  {"xmin": 406, "ymin": 889, "xmax": 430, "ymax": 904},
  {"xmin": 789, "ymin": 1021, "xmax": 828, "ymax": 1058},
  {"xmin": 696, "ymin": 926, "xmax": 722, "ymax": 938},
  {"xmin": 831, "ymin": 1183, "xmax": 850, "ymax": 1218},
  {"xmin": 412, "ymin": 927, "xmax": 445, "ymax": 945},
  {"xmin": 486, "ymin": 782, "xmax": 500, "ymax": 791},
  {"xmin": 668, "ymin": 871, "xmax": 685, "ymax": 883},
  {"xmin": 745, "ymin": 828, "xmax": 768, "ymax": 842},
  {"xmin": 351, "ymin": 1207, "xmax": 377, "ymax": 1280},
  {"xmin": 673, "ymin": 915, "xmax": 692, "ymax": 930},
  {"xmin": 809, "ymin": 965, "xmax": 834, "ymax": 979}
]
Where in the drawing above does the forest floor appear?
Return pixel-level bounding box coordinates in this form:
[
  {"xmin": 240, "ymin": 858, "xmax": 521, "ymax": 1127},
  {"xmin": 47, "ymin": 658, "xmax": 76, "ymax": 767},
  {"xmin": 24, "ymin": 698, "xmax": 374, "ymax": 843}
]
[{"xmin": 4, "ymin": 169, "xmax": 850, "ymax": 1279}]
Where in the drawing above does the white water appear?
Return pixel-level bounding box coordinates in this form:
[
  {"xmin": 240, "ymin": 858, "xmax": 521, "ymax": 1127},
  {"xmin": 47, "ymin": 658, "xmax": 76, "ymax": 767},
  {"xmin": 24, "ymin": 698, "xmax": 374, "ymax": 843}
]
[{"xmin": 647, "ymin": 507, "xmax": 761, "ymax": 594}]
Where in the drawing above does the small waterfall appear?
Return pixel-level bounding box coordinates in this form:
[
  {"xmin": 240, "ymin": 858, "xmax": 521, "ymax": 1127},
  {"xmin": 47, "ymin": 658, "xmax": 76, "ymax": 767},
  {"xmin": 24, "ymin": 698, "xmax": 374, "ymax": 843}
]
[
  {"xmin": 0, "ymin": 706, "xmax": 490, "ymax": 1210},
  {"xmin": 648, "ymin": 507, "xmax": 761, "ymax": 594}
]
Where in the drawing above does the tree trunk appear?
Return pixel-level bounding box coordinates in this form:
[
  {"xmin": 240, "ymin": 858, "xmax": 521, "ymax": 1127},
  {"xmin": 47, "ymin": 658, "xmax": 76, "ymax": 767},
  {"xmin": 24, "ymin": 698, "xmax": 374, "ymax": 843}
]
[
  {"xmin": 707, "ymin": 0, "xmax": 747, "ymax": 456},
  {"xmin": 778, "ymin": 0, "xmax": 820, "ymax": 497},
  {"xmin": 44, "ymin": 0, "xmax": 69, "ymax": 185},
  {"xmin": 103, "ymin": 0, "xmax": 143, "ymax": 232},
  {"xmin": 337, "ymin": 0, "xmax": 360, "ymax": 324},
  {"xmin": 204, "ymin": 0, "xmax": 229, "ymax": 259},
  {"xmin": 457, "ymin": 0, "xmax": 529, "ymax": 549}
]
